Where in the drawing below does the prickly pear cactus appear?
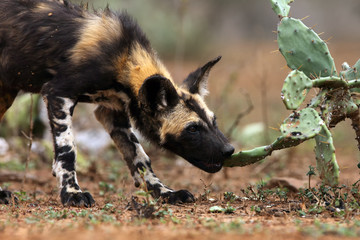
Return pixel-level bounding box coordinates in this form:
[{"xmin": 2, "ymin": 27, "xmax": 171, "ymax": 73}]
[
  {"xmin": 281, "ymin": 70, "xmax": 312, "ymax": 110},
  {"xmin": 277, "ymin": 17, "xmax": 336, "ymax": 78},
  {"xmin": 225, "ymin": 0, "xmax": 360, "ymax": 187}
]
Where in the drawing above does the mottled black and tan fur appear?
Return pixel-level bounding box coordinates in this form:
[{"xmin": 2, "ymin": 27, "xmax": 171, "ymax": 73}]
[{"xmin": 0, "ymin": 0, "xmax": 234, "ymax": 206}]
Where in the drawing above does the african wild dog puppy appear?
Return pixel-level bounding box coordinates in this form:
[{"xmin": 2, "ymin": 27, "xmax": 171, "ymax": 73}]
[{"xmin": 0, "ymin": 0, "xmax": 234, "ymax": 207}]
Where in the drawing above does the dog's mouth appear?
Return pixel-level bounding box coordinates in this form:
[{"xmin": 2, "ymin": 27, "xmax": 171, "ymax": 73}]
[
  {"xmin": 189, "ymin": 158, "xmax": 223, "ymax": 173},
  {"xmin": 162, "ymin": 143, "xmax": 224, "ymax": 173}
]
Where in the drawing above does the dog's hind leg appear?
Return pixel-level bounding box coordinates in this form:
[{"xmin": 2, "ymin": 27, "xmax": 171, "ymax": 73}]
[{"xmin": 95, "ymin": 106, "xmax": 195, "ymax": 204}]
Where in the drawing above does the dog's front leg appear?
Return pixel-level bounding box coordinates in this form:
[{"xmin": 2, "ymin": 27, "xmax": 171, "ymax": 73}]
[
  {"xmin": 44, "ymin": 95, "xmax": 95, "ymax": 207},
  {"xmin": 95, "ymin": 106, "xmax": 195, "ymax": 204}
]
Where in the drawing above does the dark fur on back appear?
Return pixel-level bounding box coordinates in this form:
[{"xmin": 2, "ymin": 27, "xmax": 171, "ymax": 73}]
[
  {"xmin": 0, "ymin": 0, "xmax": 80, "ymax": 91},
  {"xmin": 0, "ymin": 0, "xmax": 149, "ymax": 94}
]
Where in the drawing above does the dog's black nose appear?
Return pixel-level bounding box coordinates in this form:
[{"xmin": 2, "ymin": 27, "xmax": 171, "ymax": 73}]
[{"xmin": 222, "ymin": 144, "xmax": 235, "ymax": 157}]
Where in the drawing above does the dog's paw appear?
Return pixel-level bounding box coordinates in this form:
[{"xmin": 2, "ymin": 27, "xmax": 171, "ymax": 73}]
[
  {"xmin": 61, "ymin": 190, "xmax": 95, "ymax": 207},
  {"xmin": 0, "ymin": 190, "xmax": 18, "ymax": 205},
  {"xmin": 161, "ymin": 190, "xmax": 195, "ymax": 204}
]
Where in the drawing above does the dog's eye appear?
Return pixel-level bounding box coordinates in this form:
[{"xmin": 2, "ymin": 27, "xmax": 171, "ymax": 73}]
[{"xmin": 186, "ymin": 125, "xmax": 199, "ymax": 133}]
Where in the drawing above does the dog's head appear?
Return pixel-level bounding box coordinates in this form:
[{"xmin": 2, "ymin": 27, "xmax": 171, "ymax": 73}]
[{"xmin": 138, "ymin": 56, "xmax": 234, "ymax": 173}]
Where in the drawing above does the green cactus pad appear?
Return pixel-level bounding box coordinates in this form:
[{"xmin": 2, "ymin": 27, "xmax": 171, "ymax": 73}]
[
  {"xmin": 280, "ymin": 108, "xmax": 324, "ymax": 140},
  {"xmin": 277, "ymin": 17, "xmax": 336, "ymax": 78},
  {"xmin": 270, "ymin": 0, "xmax": 293, "ymax": 17},
  {"xmin": 281, "ymin": 70, "xmax": 313, "ymax": 110},
  {"xmin": 340, "ymin": 58, "xmax": 360, "ymax": 81},
  {"xmin": 314, "ymin": 125, "xmax": 339, "ymax": 186}
]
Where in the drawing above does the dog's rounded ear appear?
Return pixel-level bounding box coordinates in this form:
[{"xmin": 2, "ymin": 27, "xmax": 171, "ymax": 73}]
[
  {"xmin": 182, "ymin": 56, "xmax": 221, "ymax": 97},
  {"xmin": 139, "ymin": 75, "xmax": 179, "ymax": 113}
]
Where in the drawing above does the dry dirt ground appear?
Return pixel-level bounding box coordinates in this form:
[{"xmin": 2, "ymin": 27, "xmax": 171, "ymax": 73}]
[
  {"xmin": 1, "ymin": 159, "xmax": 360, "ymax": 240},
  {"xmin": 1, "ymin": 41, "xmax": 360, "ymax": 240}
]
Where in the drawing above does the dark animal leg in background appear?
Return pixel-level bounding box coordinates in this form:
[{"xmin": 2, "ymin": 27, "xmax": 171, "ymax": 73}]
[{"xmin": 0, "ymin": 86, "xmax": 19, "ymax": 204}]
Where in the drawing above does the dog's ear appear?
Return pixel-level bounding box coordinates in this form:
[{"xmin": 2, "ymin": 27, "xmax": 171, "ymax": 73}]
[
  {"xmin": 139, "ymin": 75, "xmax": 179, "ymax": 113},
  {"xmin": 182, "ymin": 56, "xmax": 221, "ymax": 97}
]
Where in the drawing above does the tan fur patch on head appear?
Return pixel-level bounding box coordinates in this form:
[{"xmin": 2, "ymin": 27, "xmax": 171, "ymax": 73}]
[
  {"xmin": 191, "ymin": 93, "xmax": 215, "ymax": 120},
  {"xmin": 159, "ymin": 103, "xmax": 201, "ymax": 143},
  {"xmin": 177, "ymin": 89, "xmax": 215, "ymax": 122},
  {"xmin": 70, "ymin": 15, "xmax": 122, "ymax": 64},
  {"xmin": 116, "ymin": 43, "xmax": 172, "ymax": 95}
]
